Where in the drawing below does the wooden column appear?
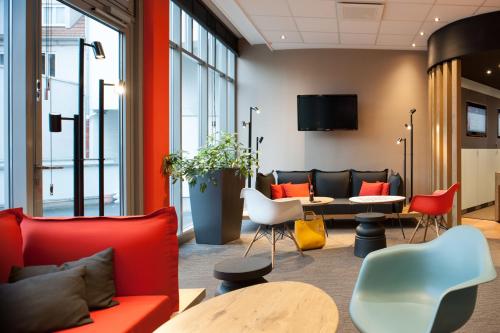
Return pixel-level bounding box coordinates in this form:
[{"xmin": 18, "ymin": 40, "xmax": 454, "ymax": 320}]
[{"xmin": 428, "ymin": 59, "xmax": 462, "ymax": 226}]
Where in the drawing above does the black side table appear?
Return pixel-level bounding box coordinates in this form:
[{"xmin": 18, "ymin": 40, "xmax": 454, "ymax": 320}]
[
  {"xmin": 213, "ymin": 257, "xmax": 272, "ymax": 296},
  {"xmin": 354, "ymin": 212, "xmax": 387, "ymax": 258}
]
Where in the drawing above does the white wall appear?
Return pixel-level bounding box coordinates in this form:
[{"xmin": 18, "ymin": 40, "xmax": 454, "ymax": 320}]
[
  {"xmin": 237, "ymin": 43, "xmax": 430, "ymax": 194},
  {"xmin": 462, "ymin": 149, "xmax": 500, "ymax": 209}
]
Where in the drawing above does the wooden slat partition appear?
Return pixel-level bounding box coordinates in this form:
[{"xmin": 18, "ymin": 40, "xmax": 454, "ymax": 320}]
[{"xmin": 428, "ymin": 59, "xmax": 462, "ymax": 226}]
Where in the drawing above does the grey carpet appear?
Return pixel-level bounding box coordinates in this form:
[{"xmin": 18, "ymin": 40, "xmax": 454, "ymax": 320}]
[
  {"xmin": 179, "ymin": 221, "xmax": 500, "ymax": 332},
  {"xmin": 464, "ymin": 206, "xmax": 496, "ymax": 222}
]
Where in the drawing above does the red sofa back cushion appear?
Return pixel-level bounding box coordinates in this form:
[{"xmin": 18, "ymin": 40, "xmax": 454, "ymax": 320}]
[
  {"xmin": 20, "ymin": 208, "xmax": 179, "ymax": 311},
  {"xmin": 0, "ymin": 208, "xmax": 24, "ymax": 283}
]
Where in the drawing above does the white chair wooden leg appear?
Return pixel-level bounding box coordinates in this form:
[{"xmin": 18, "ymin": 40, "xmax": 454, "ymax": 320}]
[
  {"xmin": 285, "ymin": 223, "xmax": 304, "ymax": 257},
  {"xmin": 423, "ymin": 216, "xmax": 430, "ymax": 241},
  {"xmin": 409, "ymin": 216, "xmax": 424, "ymax": 243},
  {"xmin": 271, "ymin": 226, "xmax": 276, "ymax": 268},
  {"xmin": 434, "ymin": 217, "xmax": 440, "ymax": 237},
  {"xmin": 243, "ymin": 225, "xmax": 261, "ymax": 257}
]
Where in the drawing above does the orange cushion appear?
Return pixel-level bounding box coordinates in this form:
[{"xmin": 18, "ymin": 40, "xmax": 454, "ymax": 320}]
[
  {"xmin": 359, "ymin": 181, "xmax": 383, "ymax": 196},
  {"xmin": 271, "ymin": 183, "xmax": 289, "ymax": 199},
  {"xmin": 56, "ymin": 296, "xmax": 170, "ymax": 333},
  {"xmin": 282, "ymin": 183, "xmax": 309, "ymax": 197}
]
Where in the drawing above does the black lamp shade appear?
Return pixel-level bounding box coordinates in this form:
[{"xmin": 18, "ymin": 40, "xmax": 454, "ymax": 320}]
[
  {"xmin": 92, "ymin": 41, "xmax": 105, "ymax": 59},
  {"xmin": 49, "ymin": 114, "xmax": 62, "ymax": 132}
]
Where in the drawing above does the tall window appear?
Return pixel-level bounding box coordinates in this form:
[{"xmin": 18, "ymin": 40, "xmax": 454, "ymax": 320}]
[
  {"xmin": 0, "ymin": 0, "xmax": 8, "ymax": 210},
  {"xmin": 169, "ymin": 1, "xmax": 236, "ymax": 233},
  {"xmin": 39, "ymin": 0, "xmax": 123, "ymax": 216}
]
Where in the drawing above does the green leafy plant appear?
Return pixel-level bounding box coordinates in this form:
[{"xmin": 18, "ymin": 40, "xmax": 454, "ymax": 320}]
[{"xmin": 162, "ymin": 133, "xmax": 258, "ymax": 192}]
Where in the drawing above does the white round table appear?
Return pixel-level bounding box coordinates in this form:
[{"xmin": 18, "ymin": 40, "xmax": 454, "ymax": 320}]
[
  {"xmin": 274, "ymin": 197, "xmax": 334, "ymax": 236},
  {"xmin": 349, "ymin": 195, "xmax": 406, "ymax": 238}
]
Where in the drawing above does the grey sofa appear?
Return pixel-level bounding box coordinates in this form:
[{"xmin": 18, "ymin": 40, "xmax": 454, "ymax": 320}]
[{"xmin": 256, "ymin": 169, "xmax": 404, "ymax": 215}]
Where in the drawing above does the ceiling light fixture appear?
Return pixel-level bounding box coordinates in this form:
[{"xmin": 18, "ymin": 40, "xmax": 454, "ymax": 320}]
[
  {"xmin": 419, "ymin": 31, "xmax": 424, "ymax": 36},
  {"xmin": 434, "ymin": 17, "xmax": 440, "ymax": 22},
  {"xmin": 412, "ymin": 43, "xmax": 416, "ymax": 48},
  {"xmin": 486, "ymin": 69, "xmax": 492, "ymax": 75},
  {"xmin": 281, "ymin": 34, "xmax": 286, "ymax": 40}
]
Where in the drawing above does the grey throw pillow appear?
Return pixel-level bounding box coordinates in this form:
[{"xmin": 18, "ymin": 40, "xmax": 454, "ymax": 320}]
[
  {"xmin": 0, "ymin": 266, "xmax": 92, "ymax": 333},
  {"xmin": 10, "ymin": 248, "xmax": 118, "ymax": 309}
]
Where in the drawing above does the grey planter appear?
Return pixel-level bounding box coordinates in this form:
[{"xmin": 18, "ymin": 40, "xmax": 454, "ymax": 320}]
[{"xmin": 189, "ymin": 169, "xmax": 245, "ymax": 245}]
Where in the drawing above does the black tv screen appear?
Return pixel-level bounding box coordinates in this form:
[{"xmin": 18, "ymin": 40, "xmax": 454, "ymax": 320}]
[{"xmin": 297, "ymin": 94, "xmax": 358, "ymax": 131}]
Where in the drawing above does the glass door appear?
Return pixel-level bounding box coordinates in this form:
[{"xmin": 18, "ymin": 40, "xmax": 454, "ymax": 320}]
[{"xmin": 35, "ymin": 0, "xmax": 123, "ymax": 216}]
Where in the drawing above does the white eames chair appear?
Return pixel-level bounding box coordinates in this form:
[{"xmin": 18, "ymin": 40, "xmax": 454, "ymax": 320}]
[{"xmin": 241, "ymin": 188, "xmax": 304, "ymax": 267}]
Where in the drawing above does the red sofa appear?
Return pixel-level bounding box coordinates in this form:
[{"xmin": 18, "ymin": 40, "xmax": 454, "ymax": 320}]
[{"xmin": 0, "ymin": 207, "xmax": 179, "ymax": 333}]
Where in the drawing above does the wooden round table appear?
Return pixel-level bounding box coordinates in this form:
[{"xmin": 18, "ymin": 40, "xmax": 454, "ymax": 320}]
[{"xmin": 155, "ymin": 281, "xmax": 339, "ymax": 333}]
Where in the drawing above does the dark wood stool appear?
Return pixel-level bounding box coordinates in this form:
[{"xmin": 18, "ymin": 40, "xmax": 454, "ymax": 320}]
[
  {"xmin": 354, "ymin": 212, "xmax": 387, "ymax": 258},
  {"xmin": 213, "ymin": 257, "xmax": 272, "ymax": 296}
]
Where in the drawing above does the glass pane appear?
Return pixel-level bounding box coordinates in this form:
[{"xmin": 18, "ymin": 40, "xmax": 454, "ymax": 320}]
[
  {"xmin": 208, "ymin": 69, "xmax": 218, "ymax": 136},
  {"xmin": 193, "ymin": 22, "xmax": 207, "ymax": 61},
  {"xmin": 181, "ymin": 11, "xmax": 192, "ymax": 52},
  {"xmin": 41, "ymin": 0, "xmax": 122, "ymax": 216},
  {"xmin": 208, "ymin": 33, "xmax": 215, "ymax": 66},
  {"xmin": 228, "ymin": 81, "xmax": 235, "ymax": 133},
  {"xmin": 181, "ymin": 54, "xmax": 201, "ymax": 231},
  {"xmin": 169, "ymin": 1, "xmax": 180, "ymax": 44},
  {"xmin": 227, "ymin": 50, "xmax": 235, "ymax": 79},
  {"xmin": 216, "ymin": 39, "xmax": 227, "ymax": 74},
  {"xmin": 0, "ymin": 0, "xmax": 7, "ymax": 210},
  {"xmin": 216, "ymin": 72, "xmax": 227, "ymax": 133}
]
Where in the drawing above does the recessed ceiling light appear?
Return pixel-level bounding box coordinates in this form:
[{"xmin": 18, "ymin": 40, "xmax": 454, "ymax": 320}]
[
  {"xmin": 412, "ymin": 43, "xmax": 416, "ymax": 48},
  {"xmin": 486, "ymin": 69, "xmax": 492, "ymax": 75},
  {"xmin": 280, "ymin": 34, "xmax": 286, "ymax": 40},
  {"xmin": 419, "ymin": 31, "xmax": 424, "ymax": 36},
  {"xmin": 434, "ymin": 17, "xmax": 440, "ymax": 22}
]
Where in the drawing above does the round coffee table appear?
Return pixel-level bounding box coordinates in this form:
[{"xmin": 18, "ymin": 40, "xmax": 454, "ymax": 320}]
[
  {"xmin": 354, "ymin": 212, "xmax": 387, "ymax": 258},
  {"xmin": 213, "ymin": 257, "xmax": 272, "ymax": 295},
  {"xmin": 154, "ymin": 281, "xmax": 339, "ymax": 333}
]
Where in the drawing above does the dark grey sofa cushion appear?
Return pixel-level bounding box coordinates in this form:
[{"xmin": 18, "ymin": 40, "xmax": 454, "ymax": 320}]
[
  {"xmin": 255, "ymin": 172, "xmax": 275, "ymax": 198},
  {"xmin": 0, "ymin": 266, "xmax": 92, "ymax": 333},
  {"xmin": 276, "ymin": 170, "xmax": 312, "ymax": 184},
  {"xmin": 314, "ymin": 170, "xmax": 350, "ymax": 198},
  {"xmin": 10, "ymin": 248, "xmax": 117, "ymax": 310},
  {"xmin": 351, "ymin": 169, "xmax": 388, "ymax": 196}
]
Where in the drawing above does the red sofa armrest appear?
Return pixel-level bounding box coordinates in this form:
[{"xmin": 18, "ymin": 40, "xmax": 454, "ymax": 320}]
[{"xmin": 20, "ymin": 208, "xmax": 179, "ymax": 312}]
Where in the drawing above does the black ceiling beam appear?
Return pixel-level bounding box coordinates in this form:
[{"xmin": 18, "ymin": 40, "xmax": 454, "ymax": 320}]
[{"xmin": 173, "ymin": 0, "xmax": 239, "ymax": 54}]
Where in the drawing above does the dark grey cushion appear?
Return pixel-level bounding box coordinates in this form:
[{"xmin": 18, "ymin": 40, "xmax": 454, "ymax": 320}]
[
  {"xmin": 10, "ymin": 248, "xmax": 117, "ymax": 309},
  {"xmin": 0, "ymin": 266, "xmax": 92, "ymax": 333},
  {"xmin": 351, "ymin": 169, "xmax": 388, "ymax": 196},
  {"xmin": 314, "ymin": 170, "xmax": 351, "ymax": 198},
  {"xmin": 276, "ymin": 170, "xmax": 312, "ymax": 184},
  {"xmin": 388, "ymin": 173, "xmax": 403, "ymax": 196},
  {"xmin": 255, "ymin": 172, "xmax": 275, "ymax": 198}
]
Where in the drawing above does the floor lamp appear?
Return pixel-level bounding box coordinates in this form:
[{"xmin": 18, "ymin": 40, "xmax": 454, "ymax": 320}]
[
  {"xmin": 74, "ymin": 38, "xmax": 105, "ymax": 216},
  {"xmin": 97, "ymin": 80, "xmax": 125, "ymax": 216},
  {"xmin": 404, "ymin": 108, "xmax": 416, "ymax": 200},
  {"xmin": 242, "ymin": 106, "xmax": 261, "ymax": 187},
  {"xmin": 396, "ymin": 137, "xmax": 407, "ymax": 202}
]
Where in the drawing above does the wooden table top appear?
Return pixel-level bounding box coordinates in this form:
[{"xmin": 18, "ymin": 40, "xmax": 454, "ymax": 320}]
[
  {"xmin": 155, "ymin": 281, "xmax": 339, "ymax": 333},
  {"xmin": 274, "ymin": 196, "xmax": 334, "ymax": 206}
]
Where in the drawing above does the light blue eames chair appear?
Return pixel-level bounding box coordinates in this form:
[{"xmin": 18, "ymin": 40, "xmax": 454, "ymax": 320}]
[{"xmin": 350, "ymin": 225, "xmax": 497, "ymax": 333}]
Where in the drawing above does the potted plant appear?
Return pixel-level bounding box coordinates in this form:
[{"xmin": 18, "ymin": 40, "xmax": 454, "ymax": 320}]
[{"xmin": 162, "ymin": 133, "xmax": 258, "ymax": 244}]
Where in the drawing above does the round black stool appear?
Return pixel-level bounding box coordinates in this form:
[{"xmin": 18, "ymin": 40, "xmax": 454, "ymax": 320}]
[
  {"xmin": 213, "ymin": 257, "xmax": 272, "ymax": 296},
  {"xmin": 354, "ymin": 212, "xmax": 387, "ymax": 258}
]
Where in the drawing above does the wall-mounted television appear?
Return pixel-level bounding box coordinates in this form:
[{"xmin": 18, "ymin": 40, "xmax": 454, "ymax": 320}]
[
  {"xmin": 466, "ymin": 102, "xmax": 487, "ymax": 137},
  {"xmin": 297, "ymin": 94, "xmax": 358, "ymax": 131}
]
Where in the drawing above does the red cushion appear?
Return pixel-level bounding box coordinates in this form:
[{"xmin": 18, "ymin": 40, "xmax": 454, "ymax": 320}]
[
  {"xmin": 381, "ymin": 182, "xmax": 390, "ymax": 195},
  {"xmin": 359, "ymin": 181, "xmax": 383, "ymax": 196},
  {"xmin": 282, "ymin": 183, "xmax": 309, "ymax": 197},
  {"xmin": 20, "ymin": 208, "xmax": 179, "ymax": 313},
  {"xmin": 271, "ymin": 183, "xmax": 289, "ymax": 199},
  {"xmin": 0, "ymin": 208, "xmax": 24, "ymax": 283},
  {"xmin": 56, "ymin": 296, "xmax": 170, "ymax": 333}
]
